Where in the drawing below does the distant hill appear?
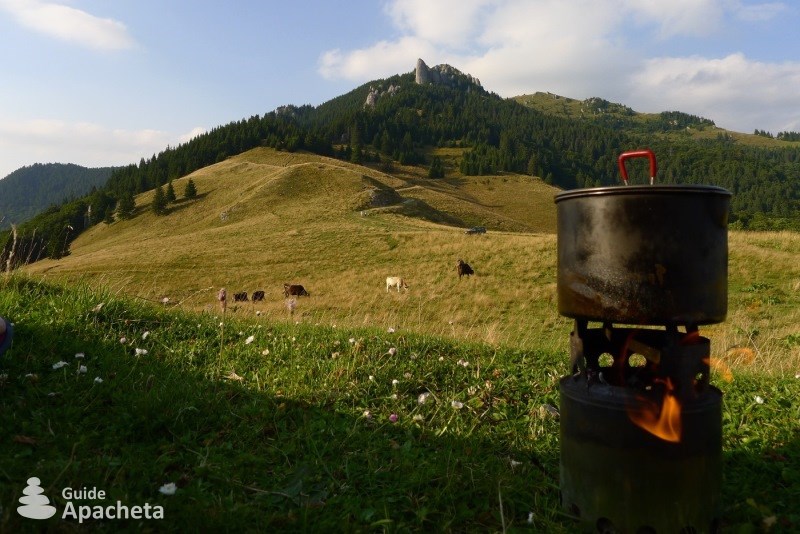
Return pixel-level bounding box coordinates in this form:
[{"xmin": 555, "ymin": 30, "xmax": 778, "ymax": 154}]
[
  {"xmin": 0, "ymin": 163, "xmax": 117, "ymax": 230},
  {"xmin": 3, "ymin": 59, "xmax": 800, "ymax": 267}
]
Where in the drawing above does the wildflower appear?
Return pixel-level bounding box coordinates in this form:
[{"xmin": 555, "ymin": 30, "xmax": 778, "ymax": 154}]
[
  {"xmin": 363, "ymin": 410, "xmax": 372, "ymax": 420},
  {"xmin": 135, "ymin": 348, "xmax": 148, "ymax": 356},
  {"xmin": 755, "ymin": 395, "xmax": 765, "ymax": 404},
  {"xmin": 387, "ymin": 347, "xmax": 397, "ymax": 356},
  {"xmin": 795, "ymin": 372, "xmax": 800, "ymax": 379},
  {"xmin": 418, "ymin": 392, "xmax": 431, "ymax": 404},
  {"xmin": 451, "ymin": 400, "xmax": 464, "ymax": 409},
  {"xmin": 245, "ymin": 335, "xmax": 255, "ymax": 345},
  {"xmin": 438, "ymin": 356, "xmax": 444, "ymax": 362},
  {"xmin": 389, "ymin": 413, "xmax": 398, "ymax": 423},
  {"xmin": 52, "ymin": 361, "xmax": 69, "ymax": 370},
  {"xmin": 158, "ymin": 483, "xmax": 177, "ymax": 496},
  {"xmin": 391, "ymin": 393, "xmax": 398, "ymax": 400},
  {"xmin": 261, "ymin": 349, "xmax": 270, "ymax": 356},
  {"xmin": 77, "ymin": 365, "xmax": 87, "ymax": 374},
  {"xmin": 119, "ymin": 337, "xmax": 127, "ymax": 344},
  {"xmin": 94, "ymin": 377, "xmax": 103, "ymax": 384},
  {"xmin": 349, "ymin": 338, "xmax": 356, "ymax": 344},
  {"xmin": 528, "ymin": 511, "xmax": 534, "ymax": 524},
  {"xmin": 331, "ymin": 352, "xmax": 339, "ymax": 359},
  {"xmin": 403, "ymin": 372, "xmax": 411, "ymax": 379},
  {"xmin": 256, "ymin": 310, "xmax": 261, "ymax": 316},
  {"xmin": 468, "ymin": 386, "xmax": 477, "ymax": 395},
  {"xmin": 368, "ymin": 375, "xmax": 375, "ymax": 381},
  {"xmin": 333, "ymin": 340, "xmax": 340, "ymax": 346},
  {"xmin": 457, "ymin": 359, "xmax": 469, "ymax": 367},
  {"xmin": 412, "ymin": 414, "xmax": 424, "ymax": 422},
  {"xmin": 142, "ymin": 331, "xmax": 150, "ymax": 340},
  {"xmin": 387, "ymin": 327, "xmax": 395, "ymax": 333},
  {"xmin": 161, "ymin": 297, "xmax": 170, "ymax": 305},
  {"xmin": 75, "ymin": 352, "xmax": 85, "ymax": 359},
  {"xmin": 392, "ymin": 379, "xmax": 399, "ymax": 387}
]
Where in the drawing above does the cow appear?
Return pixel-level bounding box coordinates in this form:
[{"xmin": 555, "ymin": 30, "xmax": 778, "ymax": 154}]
[
  {"xmin": 465, "ymin": 226, "xmax": 486, "ymax": 234},
  {"xmin": 386, "ymin": 276, "xmax": 409, "ymax": 292},
  {"xmin": 251, "ymin": 290, "xmax": 265, "ymax": 302},
  {"xmin": 233, "ymin": 292, "xmax": 248, "ymax": 302},
  {"xmin": 457, "ymin": 259, "xmax": 474, "ymax": 279},
  {"xmin": 284, "ymin": 283, "xmax": 310, "ymax": 297}
]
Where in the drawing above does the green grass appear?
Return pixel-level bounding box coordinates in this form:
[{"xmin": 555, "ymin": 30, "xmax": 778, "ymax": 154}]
[{"xmin": 1, "ymin": 275, "xmax": 799, "ymax": 532}]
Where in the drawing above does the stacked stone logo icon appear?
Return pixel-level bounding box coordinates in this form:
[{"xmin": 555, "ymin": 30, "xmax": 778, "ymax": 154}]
[{"xmin": 17, "ymin": 477, "xmax": 57, "ymax": 519}]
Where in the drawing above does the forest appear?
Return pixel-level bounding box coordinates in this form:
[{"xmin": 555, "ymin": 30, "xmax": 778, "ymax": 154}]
[{"xmin": 2, "ymin": 69, "xmax": 799, "ymax": 268}]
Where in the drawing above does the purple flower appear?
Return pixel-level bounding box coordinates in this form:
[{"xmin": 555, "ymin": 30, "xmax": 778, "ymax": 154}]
[{"xmin": 389, "ymin": 413, "xmax": 398, "ymax": 423}]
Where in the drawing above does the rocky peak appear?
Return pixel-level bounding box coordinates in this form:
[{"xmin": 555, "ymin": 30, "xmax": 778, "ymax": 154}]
[{"xmin": 415, "ymin": 58, "xmax": 481, "ymax": 89}]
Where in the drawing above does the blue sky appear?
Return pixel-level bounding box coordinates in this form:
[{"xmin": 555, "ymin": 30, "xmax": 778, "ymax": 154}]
[{"xmin": 1, "ymin": 0, "xmax": 798, "ymax": 179}]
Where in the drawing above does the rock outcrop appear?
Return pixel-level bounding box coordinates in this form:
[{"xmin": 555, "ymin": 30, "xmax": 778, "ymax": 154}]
[{"xmin": 415, "ymin": 58, "xmax": 481, "ymax": 89}]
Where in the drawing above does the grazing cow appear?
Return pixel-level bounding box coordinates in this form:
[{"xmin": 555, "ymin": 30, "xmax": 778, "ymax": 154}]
[
  {"xmin": 386, "ymin": 276, "xmax": 409, "ymax": 292},
  {"xmin": 457, "ymin": 259, "xmax": 474, "ymax": 279},
  {"xmin": 251, "ymin": 290, "xmax": 265, "ymax": 302},
  {"xmin": 233, "ymin": 291, "xmax": 248, "ymax": 302},
  {"xmin": 284, "ymin": 283, "xmax": 310, "ymax": 297}
]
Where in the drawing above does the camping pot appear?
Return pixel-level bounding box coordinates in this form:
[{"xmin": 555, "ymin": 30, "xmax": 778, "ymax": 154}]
[{"xmin": 555, "ymin": 150, "xmax": 732, "ymax": 326}]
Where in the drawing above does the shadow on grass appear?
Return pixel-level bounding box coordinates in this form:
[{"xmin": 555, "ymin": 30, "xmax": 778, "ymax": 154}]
[{"xmin": 0, "ymin": 319, "xmax": 565, "ymax": 533}]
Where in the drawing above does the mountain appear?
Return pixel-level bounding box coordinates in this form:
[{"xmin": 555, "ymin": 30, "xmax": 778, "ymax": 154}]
[
  {"xmin": 0, "ymin": 163, "xmax": 117, "ymax": 230},
  {"xmin": 3, "ymin": 59, "xmax": 800, "ymax": 268}
]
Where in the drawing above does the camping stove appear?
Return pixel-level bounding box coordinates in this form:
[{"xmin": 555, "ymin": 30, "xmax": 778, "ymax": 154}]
[
  {"xmin": 559, "ymin": 320, "xmax": 722, "ymax": 533},
  {"xmin": 555, "ymin": 150, "xmax": 730, "ymax": 533}
]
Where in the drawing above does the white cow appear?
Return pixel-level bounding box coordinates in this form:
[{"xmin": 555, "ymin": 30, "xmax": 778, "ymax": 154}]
[{"xmin": 386, "ymin": 276, "xmax": 409, "ymax": 292}]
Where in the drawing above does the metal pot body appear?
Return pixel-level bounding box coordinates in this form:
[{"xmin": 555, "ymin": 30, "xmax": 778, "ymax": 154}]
[{"xmin": 556, "ymin": 185, "xmax": 731, "ymax": 325}]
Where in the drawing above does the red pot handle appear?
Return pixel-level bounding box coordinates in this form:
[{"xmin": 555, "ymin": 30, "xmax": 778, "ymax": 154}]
[{"xmin": 618, "ymin": 149, "xmax": 657, "ymax": 185}]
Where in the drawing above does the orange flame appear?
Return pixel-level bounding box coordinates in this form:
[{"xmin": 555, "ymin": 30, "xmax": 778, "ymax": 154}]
[{"xmin": 628, "ymin": 378, "xmax": 682, "ymax": 443}]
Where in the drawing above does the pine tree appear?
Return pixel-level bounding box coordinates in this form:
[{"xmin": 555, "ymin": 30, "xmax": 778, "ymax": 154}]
[
  {"xmin": 184, "ymin": 178, "xmax": 197, "ymax": 199},
  {"xmin": 428, "ymin": 156, "xmax": 444, "ymax": 178},
  {"xmin": 117, "ymin": 191, "xmax": 136, "ymax": 220},
  {"xmin": 165, "ymin": 180, "xmax": 177, "ymax": 203},
  {"xmin": 152, "ymin": 185, "xmax": 167, "ymax": 215}
]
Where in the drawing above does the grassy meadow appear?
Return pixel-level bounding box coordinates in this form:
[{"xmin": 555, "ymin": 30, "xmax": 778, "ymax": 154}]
[{"xmin": 2, "ymin": 147, "xmax": 799, "ymax": 531}]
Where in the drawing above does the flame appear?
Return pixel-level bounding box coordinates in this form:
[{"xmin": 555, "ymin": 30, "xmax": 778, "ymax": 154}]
[{"xmin": 628, "ymin": 378, "xmax": 682, "ymax": 443}]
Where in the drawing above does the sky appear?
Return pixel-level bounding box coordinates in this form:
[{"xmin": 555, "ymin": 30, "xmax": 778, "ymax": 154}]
[{"xmin": 1, "ymin": 0, "xmax": 799, "ymax": 179}]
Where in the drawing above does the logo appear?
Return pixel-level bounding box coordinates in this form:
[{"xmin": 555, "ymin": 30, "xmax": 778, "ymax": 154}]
[{"xmin": 17, "ymin": 477, "xmax": 57, "ymax": 519}]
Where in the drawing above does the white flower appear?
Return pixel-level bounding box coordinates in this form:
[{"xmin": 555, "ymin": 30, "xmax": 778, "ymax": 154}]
[
  {"xmin": 74, "ymin": 352, "xmax": 85, "ymax": 359},
  {"xmin": 392, "ymin": 379, "xmax": 399, "ymax": 387},
  {"xmin": 94, "ymin": 377, "xmax": 103, "ymax": 384},
  {"xmin": 52, "ymin": 361, "xmax": 69, "ymax": 370},
  {"xmin": 261, "ymin": 349, "xmax": 270, "ymax": 356},
  {"xmin": 387, "ymin": 327, "xmax": 395, "ymax": 333},
  {"xmin": 77, "ymin": 365, "xmax": 87, "ymax": 374},
  {"xmin": 331, "ymin": 352, "xmax": 339, "ymax": 359},
  {"xmin": 120, "ymin": 337, "xmax": 127, "ymax": 344},
  {"xmin": 403, "ymin": 372, "xmax": 411, "ymax": 379},
  {"xmin": 795, "ymin": 373, "xmax": 800, "ymax": 379},
  {"xmin": 245, "ymin": 335, "xmax": 255, "ymax": 345},
  {"xmin": 528, "ymin": 511, "xmax": 534, "ymax": 524},
  {"xmin": 457, "ymin": 359, "xmax": 469, "ymax": 367},
  {"xmin": 368, "ymin": 375, "xmax": 374, "ymax": 381},
  {"xmin": 418, "ymin": 392, "xmax": 431, "ymax": 404},
  {"xmin": 438, "ymin": 356, "xmax": 444, "ymax": 362},
  {"xmin": 755, "ymin": 395, "xmax": 765, "ymax": 404},
  {"xmin": 161, "ymin": 297, "xmax": 170, "ymax": 304},
  {"xmin": 349, "ymin": 338, "xmax": 356, "ymax": 344},
  {"xmin": 142, "ymin": 331, "xmax": 150, "ymax": 340},
  {"xmin": 363, "ymin": 410, "xmax": 372, "ymax": 419},
  {"xmin": 158, "ymin": 482, "xmax": 177, "ymax": 496},
  {"xmin": 387, "ymin": 347, "xmax": 397, "ymax": 356},
  {"xmin": 135, "ymin": 348, "xmax": 148, "ymax": 356},
  {"xmin": 451, "ymin": 400, "xmax": 464, "ymax": 409},
  {"xmin": 391, "ymin": 393, "xmax": 398, "ymax": 400}
]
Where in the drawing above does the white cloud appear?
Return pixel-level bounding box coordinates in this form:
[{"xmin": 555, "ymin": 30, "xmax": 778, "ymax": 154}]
[
  {"xmin": 628, "ymin": 53, "xmax": 800, "ymax": 133},
  {"xmin": 0, "ymin": 118, "xmax": 172, "ymax": 175},
  {"xmin": 732, "ymin": 1, "xmax": 787, "ymax": 22},
  {"xmin": 0, "ymin": 0, "xmax": 135, "ymax": 51},
  {"xmin": 179, "ymin": 127, "xmax": 207, "ymax": 144}
]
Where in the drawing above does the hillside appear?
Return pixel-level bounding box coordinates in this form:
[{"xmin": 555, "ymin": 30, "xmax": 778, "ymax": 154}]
[
  {"xmin": 23, "ymin": 147, "xmax": 800, "ymax": 369},
  {"xmin": 0, "ymin": 163, "xmax": 117, "ymax": 230},
  {"xmin": 25, "ymin": 147, "xmax": 564, "ymax": 350}
]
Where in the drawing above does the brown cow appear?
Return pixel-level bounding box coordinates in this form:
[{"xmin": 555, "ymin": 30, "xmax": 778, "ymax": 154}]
[
  {"xmin": 252, "ymin": 290, "xmax": 265, "ymax": 302},
  {"xmin": 457, "ymin": 259, "xmax": 474, "ymax": 279},
  {"xmin": 284, "ymin": 283, "xmax": 310, "ymax": 297}
]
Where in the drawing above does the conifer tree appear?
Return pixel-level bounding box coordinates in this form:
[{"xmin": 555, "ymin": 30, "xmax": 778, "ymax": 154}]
[
  {"xmin": 166, "ymin": 180, "xmax": 177, "ymax": 203},
  {"xmin": 117, "ymin": 191, "xmax": 136, "ymax": 220},
  {"xmin": 184, "ymin": 178, "xmax": 197, "ymax": 199},
  {"xmin": 152, "ymin": 185, "xmax": 167, "ymax": 215}
]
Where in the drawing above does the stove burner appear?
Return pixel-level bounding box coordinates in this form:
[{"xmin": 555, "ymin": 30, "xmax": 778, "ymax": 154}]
[{"xmin": 560, "ymin": 320, "xmax": 722, "ymax": 533}]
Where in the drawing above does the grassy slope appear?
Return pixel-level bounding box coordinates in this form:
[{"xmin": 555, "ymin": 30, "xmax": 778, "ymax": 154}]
[{"xmin": 24, "ymin": 147, "xmax": 800, "ymax": 373}]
